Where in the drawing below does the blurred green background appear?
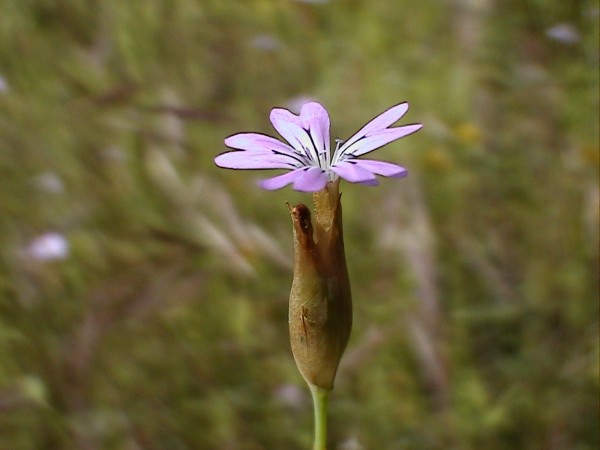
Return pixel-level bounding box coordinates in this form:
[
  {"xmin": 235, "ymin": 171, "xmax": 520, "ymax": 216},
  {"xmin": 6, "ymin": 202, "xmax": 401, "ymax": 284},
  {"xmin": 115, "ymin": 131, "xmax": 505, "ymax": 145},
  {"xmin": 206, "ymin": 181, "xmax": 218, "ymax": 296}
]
[{"xmin": 1, "ymin": 0, "xmax": 598, "ymax": 449}]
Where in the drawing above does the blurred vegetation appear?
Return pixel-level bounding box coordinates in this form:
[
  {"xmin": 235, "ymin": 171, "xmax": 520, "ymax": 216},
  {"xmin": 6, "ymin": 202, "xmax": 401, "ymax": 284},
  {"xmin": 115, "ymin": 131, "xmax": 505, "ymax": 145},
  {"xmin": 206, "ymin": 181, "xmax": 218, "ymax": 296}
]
[{"xmin": 0, "ymin": 0, "xmax": 598, "ymax": 449}]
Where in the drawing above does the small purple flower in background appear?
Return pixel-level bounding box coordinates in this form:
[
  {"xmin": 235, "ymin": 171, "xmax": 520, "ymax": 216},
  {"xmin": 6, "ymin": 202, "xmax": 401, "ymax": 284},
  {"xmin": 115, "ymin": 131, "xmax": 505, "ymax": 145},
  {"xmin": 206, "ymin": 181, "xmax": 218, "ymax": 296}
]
[
  {"xmin": 545, "ymin": 23, "xmax": 580, "ymax": 45},
  {"xmin": 25, "ymin": 232, "xmax": 69, "ymax": 261},
  {"xmin": 215, "ymin": 102, "xmax": 422, "ymax": 193}
]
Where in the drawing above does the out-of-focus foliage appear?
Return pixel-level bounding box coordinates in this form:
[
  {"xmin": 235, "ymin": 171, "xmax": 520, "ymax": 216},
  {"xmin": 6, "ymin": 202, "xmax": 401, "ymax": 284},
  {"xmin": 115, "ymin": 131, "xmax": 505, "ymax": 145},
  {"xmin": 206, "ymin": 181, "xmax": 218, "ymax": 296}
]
[{"xmin": 0, "ymin": 0, "xmax": 597, "ymax": 449}]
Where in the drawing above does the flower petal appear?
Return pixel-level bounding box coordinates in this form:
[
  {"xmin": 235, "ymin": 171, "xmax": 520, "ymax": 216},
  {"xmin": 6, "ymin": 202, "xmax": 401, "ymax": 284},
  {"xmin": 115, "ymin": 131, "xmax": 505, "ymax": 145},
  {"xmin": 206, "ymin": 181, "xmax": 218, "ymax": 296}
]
[
  {"xmin": 299, "ymin": 102, "xmax": 330, "ymax": 166},
  {"xmin": 225, "ymin": 133, "xmax": 297, "ymax": 155},
  {"xmin": 269, "ymin": 102, "xmax": 330, "ymax": 165},
  {"xmin": 338, "ymin": 124, "xmax": 423, "ymax": 158},
  {"xmin": 258, "ymin": 166, "xmax": 328, "ymax": 192},
  {"xmin": 292, "ymin": 166, "xmax": 328, "ymax": 192},
  {"xmin": 341, "ymin": 103, "xmax": 409, "ymax": 150},
  {"xmin": 270, "ymin": 108, "xmax": 315, "ymax": 157},
  {"xmin": 258, "ymin": 168, "xmax": 308, "ymax": 190},
  {"xmin": 344, "ymin": 159, "xmax": 408, "ymax": 178},
  {"xmin": 330, "ymin": 161, "xmax": 377, "ymax": 184},
  {"xmin": 356, "ymin": 178, "xmax": 379, "ymax": 187},
  {"xmin": 215, "ymin": 151, "xmax": 298, "ymax": 169}
]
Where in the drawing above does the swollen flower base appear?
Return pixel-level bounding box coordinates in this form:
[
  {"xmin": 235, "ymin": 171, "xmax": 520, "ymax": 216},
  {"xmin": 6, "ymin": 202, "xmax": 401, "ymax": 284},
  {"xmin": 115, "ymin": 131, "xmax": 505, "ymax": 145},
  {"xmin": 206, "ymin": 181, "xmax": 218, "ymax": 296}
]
[
  {"xmin": 288, "ymin": 180, "xmax": 352, "ymax": 390},
  {"xmin": 289, "ymin": 180, "xmax": 351, "ymax": 449}
]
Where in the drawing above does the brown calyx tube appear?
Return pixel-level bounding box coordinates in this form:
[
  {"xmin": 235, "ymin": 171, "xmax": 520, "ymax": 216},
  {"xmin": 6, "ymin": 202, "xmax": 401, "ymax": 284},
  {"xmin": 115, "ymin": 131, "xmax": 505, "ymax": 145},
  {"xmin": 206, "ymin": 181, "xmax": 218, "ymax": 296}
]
[{"xmin": 288, "ymin": 180, "xmax": 352, "ymax": 390}]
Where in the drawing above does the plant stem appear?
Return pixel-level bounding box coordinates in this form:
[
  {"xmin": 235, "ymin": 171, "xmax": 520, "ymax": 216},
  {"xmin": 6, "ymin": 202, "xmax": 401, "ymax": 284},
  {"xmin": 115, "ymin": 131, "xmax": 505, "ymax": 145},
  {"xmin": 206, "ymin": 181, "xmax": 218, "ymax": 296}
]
[{"xmin": 309, "ymin": 383, "xmax": 330, "ymax": 450}]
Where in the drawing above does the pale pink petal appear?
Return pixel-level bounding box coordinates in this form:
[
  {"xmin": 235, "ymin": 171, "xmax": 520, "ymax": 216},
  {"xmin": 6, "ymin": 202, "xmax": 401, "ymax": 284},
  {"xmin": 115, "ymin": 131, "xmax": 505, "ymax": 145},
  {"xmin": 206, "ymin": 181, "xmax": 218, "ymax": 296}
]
[
  {"xmin": 341, "ymin": 103, "xmax": 409, "ymax": 150},
  {"xmin": 269, "ymin": 107, "xmax": 315, "ymax": 158},
  {"xmin": 356, "ymin": 178, "xmax": 379, "ymax": 186},
  {"xmin": 346, "ymin": 159, "xmax": 408, "ymax": 178},
  {"xmin": 258, "ymin": 168, "xmax": 308, "ymax": 190},
  {"xmin": 339, "ymin": 124, "xmax": 423, "ymax": 158},
  {"xmin": 299, "ymin": 102, "xmax": 331, "ymax": 164},
  {"xmin": 291, "ymin": 166, "xmax": 328, "ymax": 192},
  {"xmin": 330, "ymin": 161, "xmax": 377, "ymax": 184},
  {"xmin": 215, "ymin": 151, "xmax": 298, "ymax": 169},
  {"xmin": 225, "ymin": 133, "xmax": 296, "ymax": 155}
]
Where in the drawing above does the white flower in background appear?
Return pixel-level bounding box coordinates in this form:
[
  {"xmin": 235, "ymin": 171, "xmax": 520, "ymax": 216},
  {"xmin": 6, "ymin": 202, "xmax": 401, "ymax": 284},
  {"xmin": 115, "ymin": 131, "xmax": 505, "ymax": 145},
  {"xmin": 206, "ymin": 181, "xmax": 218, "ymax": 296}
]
[
  {"xmin": 26, "ymin": 232, "xmax": 69, "ymax": 261},
  {"xmin": 339, "ymin": 436, "xmax": 365, "ymax": 450},
  {"xmin": 546, "ymin": 23, "xmax": 580, "ymax": 45},
  {"xmin": 33, "ymin": 172, "xmax": 64, "ymax": 194}
]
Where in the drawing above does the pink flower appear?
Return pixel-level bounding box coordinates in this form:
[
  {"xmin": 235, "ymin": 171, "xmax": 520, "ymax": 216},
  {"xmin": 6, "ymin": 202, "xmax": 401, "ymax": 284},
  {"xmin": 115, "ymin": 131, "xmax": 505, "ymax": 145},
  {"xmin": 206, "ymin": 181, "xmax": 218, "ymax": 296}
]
[{"xmin": 215, "ymin": 102, "xmax": 422, "ymax": 193}]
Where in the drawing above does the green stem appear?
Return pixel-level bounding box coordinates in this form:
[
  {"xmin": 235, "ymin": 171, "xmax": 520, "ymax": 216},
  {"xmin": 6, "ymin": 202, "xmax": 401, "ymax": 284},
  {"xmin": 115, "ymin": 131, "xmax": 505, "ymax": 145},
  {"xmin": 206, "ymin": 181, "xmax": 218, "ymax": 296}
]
[{"xmin": 309, "ymin": 383, "xmax": 330, "ymax": 450}]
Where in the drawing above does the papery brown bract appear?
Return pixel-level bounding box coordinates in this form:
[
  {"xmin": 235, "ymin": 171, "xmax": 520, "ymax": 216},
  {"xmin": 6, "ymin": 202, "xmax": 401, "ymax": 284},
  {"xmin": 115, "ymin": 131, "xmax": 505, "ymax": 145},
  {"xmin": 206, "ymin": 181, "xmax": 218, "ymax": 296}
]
[{"xmin": 288, "ymin": 181, "xmax": 352, "ymax": 390}]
